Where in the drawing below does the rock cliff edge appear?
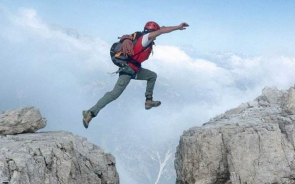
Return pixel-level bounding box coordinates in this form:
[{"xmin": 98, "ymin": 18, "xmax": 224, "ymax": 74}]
[
  {"xmin": 0, "ymin": 107, "xmax": 119, "ymax": 184},
  {"xmin": 175, "ymin": 86, "xmax": 295, "ymax": 184}
]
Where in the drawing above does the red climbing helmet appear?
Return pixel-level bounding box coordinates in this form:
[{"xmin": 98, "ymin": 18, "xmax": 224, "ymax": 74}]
[{"xmin": 144, "ymin": 21, "xmax": 160, "ymax": 32}]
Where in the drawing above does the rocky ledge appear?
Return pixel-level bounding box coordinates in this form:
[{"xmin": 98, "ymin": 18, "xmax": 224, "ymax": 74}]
[
  {"xmin": 0, "ymin": 107, "xmax": 46, "ymax": 135},
  {"xmin": 175, "ymin": 86, "xmax": 295, "ymax": 184},
  {"xmin": 0, "ymin": 107, "xmax": 119, "ymax": 184}
]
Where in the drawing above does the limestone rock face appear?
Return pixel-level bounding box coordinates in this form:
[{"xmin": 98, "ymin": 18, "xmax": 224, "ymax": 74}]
[
  {"xmin": 283, "ymin": 87, "xmax": 295, "ymax": 115},
  {"xmin": 175, "ymin": 86, "xmax": 295, "ymax": 184},
  {"xmin": 0, "ymin": 131, "xmax": 119, "ymax": 184},
  {"xmin": 0, "ymin": 107, "xmax": 46, "ymax": 135}
]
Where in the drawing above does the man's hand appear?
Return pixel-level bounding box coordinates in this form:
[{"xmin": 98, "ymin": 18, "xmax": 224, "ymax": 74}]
[{"xmin": 178, "ymin": 22, "xmax": 189, "ymax": 30}]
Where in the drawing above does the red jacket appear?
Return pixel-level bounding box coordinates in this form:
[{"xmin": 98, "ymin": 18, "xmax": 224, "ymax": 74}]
[{"xmin": 129, "ymin": 35, "xmax": 153, "ymax": 72}]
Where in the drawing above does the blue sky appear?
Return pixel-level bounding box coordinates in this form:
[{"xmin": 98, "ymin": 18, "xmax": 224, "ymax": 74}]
[{"xmin": 2, "ymin": 0, "xmax": 295, "ymax": 55}]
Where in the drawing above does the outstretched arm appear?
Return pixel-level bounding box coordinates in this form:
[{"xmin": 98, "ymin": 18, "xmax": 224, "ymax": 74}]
[{"xmin": 148, "ymin": 22, "xmax": 189, "ymax": 40}]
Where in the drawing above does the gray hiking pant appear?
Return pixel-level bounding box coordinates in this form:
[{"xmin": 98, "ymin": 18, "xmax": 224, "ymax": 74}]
[{"xmin": 89, "ymin": 66, "xmax": 157, "ymax": 117}]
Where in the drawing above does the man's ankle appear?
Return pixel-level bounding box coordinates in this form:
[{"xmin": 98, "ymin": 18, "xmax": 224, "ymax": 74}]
[{"xmin": 146, "ymin": 94, "xmax": 153, "ymax": 101}]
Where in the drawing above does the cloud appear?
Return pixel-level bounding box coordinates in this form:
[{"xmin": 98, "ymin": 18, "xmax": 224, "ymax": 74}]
[
  {"xmin": 150, "ymin": 46, "xmax": 295, "ymax": 93},
  {"xmin": 153, "ymin": 45, "xmax": 192, "ymax": 63},
  {"xmin": 1, "ymin": 8, "xmax": 111, "ymax": 72}
]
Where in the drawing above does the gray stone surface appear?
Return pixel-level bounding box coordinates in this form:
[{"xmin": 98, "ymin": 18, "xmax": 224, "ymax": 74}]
[
  {"xmin": 0, "ymin": 107, "xmax": 46, "ymax": 135},
  {"xmin": 0, "ymin": 131, "xmax": 119, "ymax": 184},
  {"xmin": 175, "ymin": 86, "xmax": 295, "ymax": 184}
]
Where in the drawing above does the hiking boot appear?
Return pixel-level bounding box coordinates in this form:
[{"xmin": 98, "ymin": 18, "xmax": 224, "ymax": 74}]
[
  {"xmin": 145, "ymin": 95, "xmax": 161, "ymax": 110},
  {"xmin": 82, "ymin": 110, "xmax": 93, "ymax": 129}
]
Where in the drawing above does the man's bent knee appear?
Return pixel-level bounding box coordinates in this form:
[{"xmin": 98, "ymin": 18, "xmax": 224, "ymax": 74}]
[{"xmin": 150, "ymin": 72, "xmax": 157, "ymax": 81}]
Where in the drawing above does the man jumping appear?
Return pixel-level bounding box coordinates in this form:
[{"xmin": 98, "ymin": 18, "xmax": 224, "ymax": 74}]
[{"xmin": 83, "ymin": 21, "xmax": 189, "ymax": 128}]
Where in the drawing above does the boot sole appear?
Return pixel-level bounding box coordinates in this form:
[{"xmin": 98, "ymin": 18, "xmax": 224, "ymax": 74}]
[{"xmin": 145, "ymin": 106, "xmax": 152, "ymax": 110}]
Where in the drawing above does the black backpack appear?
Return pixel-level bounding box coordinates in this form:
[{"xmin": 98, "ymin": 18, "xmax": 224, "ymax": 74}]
[{"xmin": 110, "ymin": 31, "xmax": 152, "ymax": 67}]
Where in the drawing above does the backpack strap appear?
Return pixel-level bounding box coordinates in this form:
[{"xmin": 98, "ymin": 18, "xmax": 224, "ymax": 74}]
[{"xmin": 132, "ymin": 32, "xmax": 143, "ymax": 41}]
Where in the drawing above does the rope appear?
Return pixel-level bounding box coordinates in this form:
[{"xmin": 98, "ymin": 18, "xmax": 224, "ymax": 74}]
[{"xmin": 118, "ymin": 35, "xmax": 134, "ymax": 56}]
